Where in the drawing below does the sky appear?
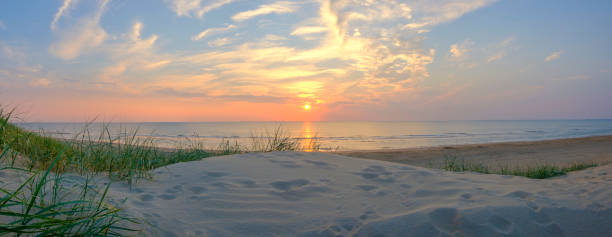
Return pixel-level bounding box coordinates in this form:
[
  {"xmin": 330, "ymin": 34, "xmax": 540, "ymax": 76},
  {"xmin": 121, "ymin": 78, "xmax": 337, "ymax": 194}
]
[{"xmin": 0, "ymin": 0, "xmax": 611, "ymax": 122}]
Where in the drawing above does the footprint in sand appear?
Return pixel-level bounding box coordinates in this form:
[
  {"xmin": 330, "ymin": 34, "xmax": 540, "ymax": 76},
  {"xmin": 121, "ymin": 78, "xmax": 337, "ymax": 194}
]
[
  {"xmin": 428, "ymin": 207, "xmax": 460, "ymax": 232},
  {"xmin": 353, "ymin": 165, "xmax": 396, "ymax": 183},
  {"xmin": 270, "ymin": 179, "xmax": 309, "ymax": 191},
  {"xmin": 269, "ymin": 179, "xmax": 330, "ymax": 201},
  {"xmin": 234, "ymin": 179, "xmax": 257, "ymax": 188},
  {"xmin": 157, "ymin": 194, "xmax": 177, "ymax": 200},
  {"xmin": 461, "ymin": 193, "xmax": 473, "ymax": 199},
  {"xmin": 320, "ymin": 217, "xmax": 360, "ymax": 236},
  {"xmin": 200, "ymin": 172, "xmax": 228, "ymax": 182},
  {"xmin": 488, "ymin": 215, "xmax": 513, "ymax": 233},
  {"xmin": 206, "ymin": 172, "xmax": 227, "ymax": 178},
  {"xmin": 335, "ymin": 217, "xmax": 359, "ymax": 231},
  {"xmin": 303, "ymin": 160, "xmax": 331, "ymax": 168},
  {"xmin": 210, "ymin": 182, "xmax": 233, "ymax": 189},
  {"xmin": 400, "ymin": 184, "xmax": 412, "ymax": 189},
  {"xmin": 359, "ymin": 210, "xmax": 378, "ymax": 220},
  {"xmin": 505, "ymin": 190, "xmax": 534, "ymax": 200},
  {"xmin": 269, "ymin": 159, "xmax": 303, "ymax": 168},
  {"xmin": 164, "ymin": 185, "xmax": 183, "ymax": 194},
  {"xmin": 356, "ymin": 185, "xmax": 378, "ymax": 191},
  {"xmin": 139, "ymin": 194, "xmax": 155, "ymax": 201},
  {"xmin": 189, "ymin": 186, "xmax": 207, "ymax": 194}
]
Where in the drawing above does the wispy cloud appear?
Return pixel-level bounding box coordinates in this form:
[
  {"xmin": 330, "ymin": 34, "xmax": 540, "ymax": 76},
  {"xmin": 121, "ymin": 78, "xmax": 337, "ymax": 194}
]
[
  {"xmin": 402, "ymin": 0, "xmax": 498, "ymax": 30},
  {"xmin": 51, "ymin": 0, "xmax": 77, "ymax": 30},
  {"xmin": 97, "ymin": 21, "xmax": 168, "ymax": 89},
  {"xmin": 487, "ymin": 37, "xmax": 514, "ymax": 63},
  {"xmin": 49, "ymin": 0, "xmax": 110, "ymax": 60},
  {"xmin": 449, "ymin": 39, "xmax": 474, "ymax": 59},
  {"xmin": 291, "ymin": 26, "xmax": 327, "ymax": 36},
  {"xmin": 545, "ymin": 50, "xmax": 562, "ymax": 62},
  {"xmin": 29, "ymin": 78, "xmax": 51, "ymax": 87},
  {"xmin": 232, "ymin": 1, "xmax": 298, "ymax": 22},
  {"xmin": 166, "ymin": 0, "xmax": 234, "ymax": 18},
  {"xmin": 208, "ymin": 37, "xmax": 232, "ymax": 47},
  {"xmin": 192, "ymin": 24, "xmax": 235, "ymax": 41},
  {"xmin": 487, "ymin": 51, "xmax": 504, "ymax": 63}
]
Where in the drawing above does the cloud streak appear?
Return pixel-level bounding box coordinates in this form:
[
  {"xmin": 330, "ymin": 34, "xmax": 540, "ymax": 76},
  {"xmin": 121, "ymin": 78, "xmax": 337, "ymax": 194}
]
[
  {"xmin": 545, "ymin": 50, "xmax": 562, "ymax": 62},
  {"xmin": 192, "ymin": 24, "xmax": 236, "ymax": 41},
  {"xmin": 166, "ymin": 0, "xmax": 235, "ymax": 18},
  {"xmin": 49, "ymin": 0, "xmax": 110, "ymax": 60},
  {"xmin": 232, "ymin": 1, "xmax": 298, "ymax": 22},
  {"xmin": 449, "ymin": 39, "xmax": 474, "ymax": 59},
  {"xmin": 51, "ymin": 0, "xmax": 77, "ymax": 30},
  {"xmin": 487, "ymin": 37, "xmax": 514, "ymax": 63}
]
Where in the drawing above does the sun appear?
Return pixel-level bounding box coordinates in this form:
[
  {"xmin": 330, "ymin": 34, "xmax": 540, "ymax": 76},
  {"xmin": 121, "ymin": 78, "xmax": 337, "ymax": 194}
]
[{"xmin": 303, "ymin": 104, "xmax": 311, "ymax": 111}]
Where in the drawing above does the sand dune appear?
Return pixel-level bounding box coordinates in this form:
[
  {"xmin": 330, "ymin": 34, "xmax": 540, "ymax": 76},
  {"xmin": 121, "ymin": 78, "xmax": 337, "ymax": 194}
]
[{"xmin": 96, "ymin": 152, "xmax": 612, "ymax": 236}]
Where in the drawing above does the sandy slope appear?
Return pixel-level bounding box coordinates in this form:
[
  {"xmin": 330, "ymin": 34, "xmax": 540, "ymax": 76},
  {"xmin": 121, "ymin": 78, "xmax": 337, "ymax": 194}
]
[
  {"xmin": 98, "ymin": 152, "xmax": 612, "ymax": 236},
  {"xmin": 336, "ymin": 135, "xmax": 612, "ymax": 169}
]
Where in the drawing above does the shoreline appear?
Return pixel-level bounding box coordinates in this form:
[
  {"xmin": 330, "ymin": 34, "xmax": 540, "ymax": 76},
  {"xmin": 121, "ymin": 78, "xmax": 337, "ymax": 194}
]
[
  {"xmin": 335, "ymin": 135, "xmax": 612, "ymax": 168},
  {"xmin": 54, "ymin": 134, "xmax": 612, "ymax": 170}
]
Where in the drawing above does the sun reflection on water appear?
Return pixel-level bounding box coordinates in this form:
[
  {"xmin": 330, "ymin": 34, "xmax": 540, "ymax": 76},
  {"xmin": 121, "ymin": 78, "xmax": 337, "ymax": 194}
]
[{"xmin": 300, "ymin": 121, "xmax": 318, "ymax": 152}]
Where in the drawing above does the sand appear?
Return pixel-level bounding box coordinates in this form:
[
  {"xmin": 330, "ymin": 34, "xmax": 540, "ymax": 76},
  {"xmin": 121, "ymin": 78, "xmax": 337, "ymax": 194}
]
[
  {"xmin": 2, "ymin": 137, "xmax": 612, "ymax": 236},
  {"xmin": 97, "ymin": 151, "xmax": 611, "ymax": 236},
  {"xmin": 336, "ymin": 135, "xmax": 612, "ymax": 169}
]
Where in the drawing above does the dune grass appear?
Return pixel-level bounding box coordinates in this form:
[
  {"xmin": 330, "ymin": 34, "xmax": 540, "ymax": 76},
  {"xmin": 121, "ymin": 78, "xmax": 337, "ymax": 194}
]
[
  {"xmin": 0, "ymin": 111, "xmax": 213, "ymax": 183},
  {"xmin": 437, "ymin": 156, "xmax": 598, "ymax": 179},
  {"xmin": 0, "ymin": 158, "xmax": 136, "ymax": 235},
  {"xmin": 1, "ymin": 110, "xmax": 137, "ymax": 235}
]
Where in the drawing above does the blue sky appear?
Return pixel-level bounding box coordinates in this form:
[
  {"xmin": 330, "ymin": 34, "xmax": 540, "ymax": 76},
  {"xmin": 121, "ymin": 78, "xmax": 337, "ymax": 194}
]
[{"xmin": 0, "ymin": 0, "xmax": 611, "ymax": 121}]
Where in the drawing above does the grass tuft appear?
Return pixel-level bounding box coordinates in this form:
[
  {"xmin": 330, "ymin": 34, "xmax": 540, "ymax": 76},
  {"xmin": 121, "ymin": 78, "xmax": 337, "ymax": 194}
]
[
  {"xmin": 0, "ymin": 108, "xmax": 137, "ymax": 236},
  {"xmin": 437, "ymin": 156, "xmax": 598, "ymax": 179}
]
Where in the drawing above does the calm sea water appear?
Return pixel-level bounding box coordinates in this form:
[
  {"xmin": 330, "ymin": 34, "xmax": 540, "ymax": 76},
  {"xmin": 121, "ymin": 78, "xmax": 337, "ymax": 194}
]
[{"xmin": 17, "ymin": 120, "xmax": 612, "ymax": 151}]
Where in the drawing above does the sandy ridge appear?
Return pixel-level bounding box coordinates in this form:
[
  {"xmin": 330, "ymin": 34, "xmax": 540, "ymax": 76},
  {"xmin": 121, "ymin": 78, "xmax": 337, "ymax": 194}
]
[{"xmin": 98, "ymin": 151, "xmax": 612, "ymax": 236}]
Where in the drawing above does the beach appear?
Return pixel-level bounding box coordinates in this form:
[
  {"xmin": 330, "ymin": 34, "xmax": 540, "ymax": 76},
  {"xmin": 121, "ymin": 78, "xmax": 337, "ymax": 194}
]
[
  {"xmin": 337, "ymin": 135, "xmax": 612, "ymax": 169},
  {"xmin": 4, "ymin": 0, "xmax": 612, "ymax": 235},
  {"xmin": 2, "ymin": 135, "xmax": 612, "ymax": 236},
  {"xmin": 101, "ymin": 151, "xmax": 612, "ymax": 236}
]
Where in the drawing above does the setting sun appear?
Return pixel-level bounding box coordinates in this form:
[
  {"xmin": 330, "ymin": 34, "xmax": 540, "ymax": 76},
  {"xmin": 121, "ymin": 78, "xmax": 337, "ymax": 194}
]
[{"xmin": 303, "ymin": 104, "xmax": 311, "ymax": 111}]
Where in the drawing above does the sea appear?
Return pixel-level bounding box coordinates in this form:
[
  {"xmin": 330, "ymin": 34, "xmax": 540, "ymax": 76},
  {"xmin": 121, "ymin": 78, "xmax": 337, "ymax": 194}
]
[{"xmin": 16, "ymin": 120, "xmax": 612, "ymax": 151}]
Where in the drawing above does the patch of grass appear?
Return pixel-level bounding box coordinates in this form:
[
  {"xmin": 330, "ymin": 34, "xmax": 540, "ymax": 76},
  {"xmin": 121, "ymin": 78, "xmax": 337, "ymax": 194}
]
[
  {"xmin": 0, "ymin": 160, "xmax": 137, "ymax": 235},
  {"xmin": 249, "ymin": 126, "xmax": 303, "ymax": 152},
  {"xmin": 0, "ymin": 108, "xmax": 68, "ymax": 170},
  {"xmin": 438, "ymin": 156, "xmax": 598, "ymax": 179},
  {"xmin": 216, "ymin": 139, "xmax": 243, "ymax": 156},
  {"xmin": 0, "ymin": 108, "xmax": 215, "ymax": 183},
  {"xmin": 0, "ymin": 110, "xmax": 137, "ymax": 236},
  {"xmin": 66, "ymin": 124, "xmax": 216, "ymax": 183},
  {"xmin": 254, "ymin": 125, "xmax": 321, "ymax": 152}
]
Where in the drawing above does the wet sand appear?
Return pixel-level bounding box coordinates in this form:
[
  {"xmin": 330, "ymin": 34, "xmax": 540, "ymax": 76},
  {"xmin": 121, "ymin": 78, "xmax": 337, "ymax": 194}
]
[{"xmin": 336, "ymin": 135, "xmax": 612, "ymax": 168}]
